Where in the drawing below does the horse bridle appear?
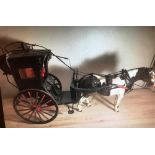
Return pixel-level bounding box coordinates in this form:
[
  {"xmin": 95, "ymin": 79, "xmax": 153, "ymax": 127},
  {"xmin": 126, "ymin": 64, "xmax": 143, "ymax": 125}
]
[
  {"xmin": 119, "ymin": 69, "xmax": 135, "ymax": 93},
  {"xmin": 121, "ymin": 69, "xmax": 133, "ymax": 84}
]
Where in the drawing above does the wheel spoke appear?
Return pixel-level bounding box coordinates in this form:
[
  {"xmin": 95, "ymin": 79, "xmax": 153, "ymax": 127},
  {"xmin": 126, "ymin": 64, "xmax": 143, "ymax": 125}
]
[
  {"xmin": 54, "ymin": 79, "xmax": 57, "ymax": 82},
  {"xmin": 42, "ymin": 109, "xmax": 56, "ymax": 113},
  {"xmin": 41, "ymin": 104, "xmax": 54, "ymax": 109},
  {"xmin": 28, "ymin": 110, "xmax": 35, "ymax": 120},
  {"xmin": 39, "ymin": 112, "xmax": 49, "ymax": 120},
  {"xmin": 41, "ymin": 111, "xmax": 54, "ymax": 117},
  {"xmin": 18, "ymin": 98, "xmax": 31, "ymax": 105},
  {"xmin": 55, "ymin": 82, "xmax": 59, "ymax": 85},
  {"xmin": 16, "ymin": 104, "xmax": 30, "ymax": 108},
  {"xmin": 17, "ymin": 108, "xmax": 31, "ymax": 112},
  {"xmin": 41, "ymin": 100, "xmax": 53, "ymax": 107},
  {"xmin": 21, "ymin": 109, "xmax": 33, "ymax": 116},
  {"xmin": 57, "ymin": 85, "xmax": 61, "ymax": 88},
  {"xmin": 54, "ymin": 84, "xmax": 60, "ymax": 88},
  {"xmin": 38, "ymin": 95, "xmax": 46, "ymax": 105},
  {"xmin": 21, "ymin": 94, "xmax": 26, "ymax": 98},
  {"xmin": 34, "ymin": 111, "xmax": 37, "ymax": 121},
  {"xmin": 36, "ymin": 111, "xmax": 43, "ymax": 122},
  {"xmin": 28, "ymin": 91, "xmax": 32, "ymax": 98}
]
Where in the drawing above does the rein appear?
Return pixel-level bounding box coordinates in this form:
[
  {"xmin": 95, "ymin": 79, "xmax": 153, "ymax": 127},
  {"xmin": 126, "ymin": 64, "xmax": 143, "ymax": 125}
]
[{"xmin": 76, "ymin": 67, "xmax": 153, "ymax": 94}]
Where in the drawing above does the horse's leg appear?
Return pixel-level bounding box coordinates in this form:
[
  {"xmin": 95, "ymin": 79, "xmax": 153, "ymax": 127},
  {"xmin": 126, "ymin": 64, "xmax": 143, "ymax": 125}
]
[
  {"xmin": 77, "ymin": 93, "xmax": 96, "ymax": 111},
  {"xmin": 87, "ymin": 93, "xmax": 97, "ymax": 107},
  {"xmin": 77, "ymin": 102, "xmax": 82, "ymax": 112},
  {"xmin": 114, "ymin": 93, "xmax": 124, "ymax": 112},
  {"xmin": 77, "ymin": 96, "xmax": 87, "ymax": 112},
  {"xmin": 114, "ymin": 95, "xmax": 118, "ymax": 105},
  {"xmin": 110, "ymin": 88, "xmax": 125, "ymax": 112}
]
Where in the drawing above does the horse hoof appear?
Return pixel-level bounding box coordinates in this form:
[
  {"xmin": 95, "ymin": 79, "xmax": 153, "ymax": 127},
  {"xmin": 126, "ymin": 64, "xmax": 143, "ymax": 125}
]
[
  {"xmin": 87, "ymin": 104, "xmax": 92, "ymax": 107},
  {"xmin": 78, "ymin": 109, "xmax": 82, "ymax": 112},
  {"xmin": 114, "ymin": 109, "xmax": 119, "ymax": 112}
]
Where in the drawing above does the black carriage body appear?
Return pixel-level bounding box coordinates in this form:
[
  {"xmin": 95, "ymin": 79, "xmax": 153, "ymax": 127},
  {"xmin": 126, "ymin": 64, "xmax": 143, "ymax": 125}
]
[
  {"xmin": 0, "ymin": 54, "xmax": 12, "ymax": 74},
  {"xmin": 7, "ymin": 50, "xmax": 51, "ymax": 90},
  {"xmin": 0, "ymin": 42, "xmax": 81, "ymax": 124}
]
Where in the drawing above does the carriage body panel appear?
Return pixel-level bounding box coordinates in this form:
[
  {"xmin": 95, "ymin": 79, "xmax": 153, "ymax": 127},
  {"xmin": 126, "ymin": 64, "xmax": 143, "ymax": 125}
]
[{"xmin": 6, "ymin": 50, "xmax": 51, "ymax": 90}]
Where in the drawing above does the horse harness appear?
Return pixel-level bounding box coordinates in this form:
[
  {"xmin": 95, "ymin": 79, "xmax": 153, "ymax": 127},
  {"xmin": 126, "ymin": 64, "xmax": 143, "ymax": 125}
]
[
  {"xmin": 78, "ymin": 69, "xmax": 135, "ymax": 96},
  {"xmin": 120, "ymin": 69, "xmax": 134, "ymax": 90},
  {"xmin": 101, "ymin": 70, "xmax": 131, "ymax": 95}
]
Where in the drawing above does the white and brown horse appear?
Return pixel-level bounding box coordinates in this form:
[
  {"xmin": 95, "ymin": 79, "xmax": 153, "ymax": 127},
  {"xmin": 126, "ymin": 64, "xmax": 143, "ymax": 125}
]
[{"xmin": 77, "ymin": 67, "xmax": 155, "ymax": 112}]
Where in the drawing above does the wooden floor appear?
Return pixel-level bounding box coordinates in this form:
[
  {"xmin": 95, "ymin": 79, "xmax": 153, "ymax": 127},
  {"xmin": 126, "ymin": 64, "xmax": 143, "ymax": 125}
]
[{"xmin": 2, "ymin": 89, "xmax": 155, "ymax": 128}]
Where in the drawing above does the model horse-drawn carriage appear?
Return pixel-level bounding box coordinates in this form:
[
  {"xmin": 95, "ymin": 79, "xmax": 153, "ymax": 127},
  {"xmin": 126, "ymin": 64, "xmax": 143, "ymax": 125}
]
[{"xmin": 0, "ymin": 42, "xmax": 155, "ymax": 124}]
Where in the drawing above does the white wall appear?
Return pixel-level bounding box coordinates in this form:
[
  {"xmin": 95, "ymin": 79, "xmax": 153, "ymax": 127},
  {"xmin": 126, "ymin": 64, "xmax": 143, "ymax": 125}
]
[{"xmin": 0, "ymin": 26, "xmax": 155, "ymax": 97}]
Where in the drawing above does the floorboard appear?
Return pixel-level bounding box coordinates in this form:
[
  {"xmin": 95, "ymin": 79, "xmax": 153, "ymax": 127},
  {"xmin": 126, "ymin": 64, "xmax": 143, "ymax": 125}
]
[{"xmin": 2, "ymin": 89, "xmax": 155, "ymax": 128}]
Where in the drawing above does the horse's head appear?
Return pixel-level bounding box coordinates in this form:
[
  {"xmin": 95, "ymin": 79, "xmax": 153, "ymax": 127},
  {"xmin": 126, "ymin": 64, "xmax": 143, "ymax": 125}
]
[{"xmin": 127, "ymin": 67, "xmax": 155, "ymax": 89}]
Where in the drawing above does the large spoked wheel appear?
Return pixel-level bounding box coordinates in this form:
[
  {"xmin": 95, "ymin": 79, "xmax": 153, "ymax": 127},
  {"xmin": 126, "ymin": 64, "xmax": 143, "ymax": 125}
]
[
  {"xmin": 13, "ymin": 89, "xmax": 59, "ymax": 124},
  {"xmin": 44, "ymin": 74, "xmax": 62, "ymax": 100}
]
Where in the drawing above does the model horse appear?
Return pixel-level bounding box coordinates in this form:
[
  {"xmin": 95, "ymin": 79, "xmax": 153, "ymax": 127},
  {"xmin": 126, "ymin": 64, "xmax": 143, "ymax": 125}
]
[{"xmin": 77, "ymin": 67, "xmax": 155, "ymax": 112}]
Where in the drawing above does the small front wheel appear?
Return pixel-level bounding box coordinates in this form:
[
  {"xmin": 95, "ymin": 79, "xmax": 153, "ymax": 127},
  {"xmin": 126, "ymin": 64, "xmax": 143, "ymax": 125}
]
[
  {"xmin": 13, "ymin": 89, "xmax": 58, "ymax": 124},
  {"xmin": 43, "ymin": 74, "xmax": 62, "ymax": 100}
]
